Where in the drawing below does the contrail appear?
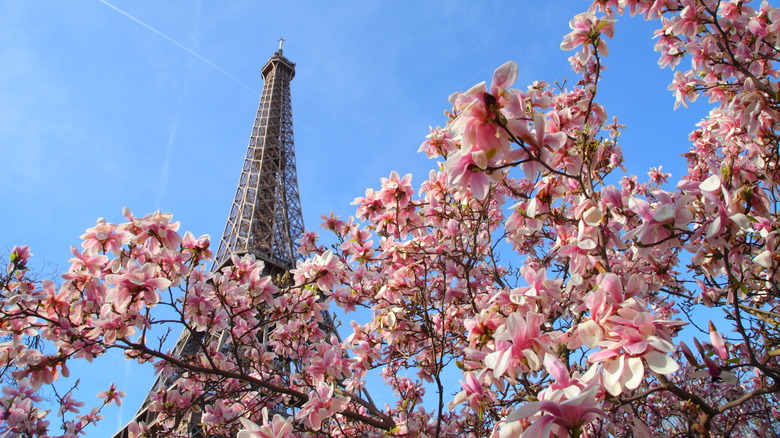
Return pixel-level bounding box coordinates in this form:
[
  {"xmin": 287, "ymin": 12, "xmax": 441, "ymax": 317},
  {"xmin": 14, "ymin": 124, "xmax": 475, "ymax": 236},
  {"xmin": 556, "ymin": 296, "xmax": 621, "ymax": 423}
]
[
  {"xmin": 97, "ymin": 0, "xmax": 258, "ymax": 94},
  {"xmin": 156, "ymin": 78, "xmax": 188, "ymax": 206}
]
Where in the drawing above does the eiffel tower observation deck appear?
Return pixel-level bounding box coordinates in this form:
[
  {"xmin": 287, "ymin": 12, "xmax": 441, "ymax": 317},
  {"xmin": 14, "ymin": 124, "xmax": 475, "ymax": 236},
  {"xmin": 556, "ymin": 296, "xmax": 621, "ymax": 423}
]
[{"xmin": 113, "ymin": 41, "xmax": 345, "ymax": 438}]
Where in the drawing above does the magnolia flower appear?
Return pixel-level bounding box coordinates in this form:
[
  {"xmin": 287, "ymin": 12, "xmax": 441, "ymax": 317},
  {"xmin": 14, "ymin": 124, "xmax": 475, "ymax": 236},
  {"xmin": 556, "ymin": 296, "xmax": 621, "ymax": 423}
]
[
  {"xmin": 96, "ymin": 383, "xmax": 125, "ymax": 406},
  {"xmin": 295, "ymin": 383, "xmax": 349, "ymax": 430},
  {"xmin": 502, "ymin": 381, "xmax": 603, "ymax": 438},
  {"xmin": 237, "ymin": 409, "xmax": 294, "ymax": 438}
]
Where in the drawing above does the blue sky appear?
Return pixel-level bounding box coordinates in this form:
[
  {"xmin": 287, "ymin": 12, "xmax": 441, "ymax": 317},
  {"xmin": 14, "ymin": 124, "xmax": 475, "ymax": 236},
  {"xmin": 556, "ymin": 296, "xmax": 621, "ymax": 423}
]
[{"xmin": 0, "ymin": 1, "xmax": 712, "ymax": 435}]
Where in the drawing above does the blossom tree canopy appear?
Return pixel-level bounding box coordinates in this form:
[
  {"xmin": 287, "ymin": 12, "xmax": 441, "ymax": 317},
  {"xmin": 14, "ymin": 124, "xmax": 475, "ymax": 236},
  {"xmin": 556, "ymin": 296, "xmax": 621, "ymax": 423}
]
[{"xmin": 3, "ymin": 0, "xmax": 780, "ymax": 437}]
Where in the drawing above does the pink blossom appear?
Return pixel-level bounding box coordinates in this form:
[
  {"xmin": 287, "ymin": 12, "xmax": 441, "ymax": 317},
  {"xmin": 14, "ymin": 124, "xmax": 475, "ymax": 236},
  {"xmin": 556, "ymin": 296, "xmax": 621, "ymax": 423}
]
[
  {"xmin": 450, "ymin": 372, "xmax": 496, "ymax": 413},
  {"xmin": 57, "ymin": 393, "xmax": 85, "ymax": 416},
  {"xmin": 80, "ymin": 218, "xmax": 130, "ymax": 255},
  {"xmin": 292, "ymin": 250, "xmax": 344, "ymax": 291},
  {"xmin": 485, "ymin": 312, "xmax": 552, "ymax": 378},
  {"xmin": 648, "ymin": 166, "xmax": 671, "ymax": 184},
  {"xmin": 295, "ymin": 383, "xmax": 349, "ymax": 430},
  {"xmin": 709, "ymin": 321, "xmax": 729, "ymax": 361},
  {"xmin": 502, "ymin": 381, "xmax": 603, "ymax": 438},
  {"xmin": 237, "ymin": 409, "xmax": 294, "ymax": 438},
  {"xmin": 202, "ymin": 399, "xmax": 242, "ymax": 424},
  {"xmin": 378, "ymin": 171, "xmax": 414, "ymax": 209},
  {"xmin": 96, "ymin": 383, "xmax": 125, "ymax": 406},
  {"xmin": 67, "ymin": 246, "xmax": 108, "ymax": 275},
  {"xmin": 586, "ymin": 297, "xmax": 682, "ymax": 395},
  {"xmin": 105, "ymin": 261, "xmax": 172, "ymax": 308},
  {"xmin": 8, "ymin": 245, "xmax": 32, "ymax": 271},
  {"xmin": 443, "ymin": 147, "xmax": 494, "ymax": 200},
  {"xmin": 561, "ymin": 13, "xmax": 614, "ymax": 50},
  {"xmin": 668, "ymin": 70, "xmax": 701, "ymax": 109}
]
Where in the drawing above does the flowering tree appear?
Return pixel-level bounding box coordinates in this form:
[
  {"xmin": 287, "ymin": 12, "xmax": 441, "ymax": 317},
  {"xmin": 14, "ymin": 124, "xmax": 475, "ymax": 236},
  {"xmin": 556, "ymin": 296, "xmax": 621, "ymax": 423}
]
[{"xmin": 3, "ymin": 0, "xmax": 780, "ymax": 436}]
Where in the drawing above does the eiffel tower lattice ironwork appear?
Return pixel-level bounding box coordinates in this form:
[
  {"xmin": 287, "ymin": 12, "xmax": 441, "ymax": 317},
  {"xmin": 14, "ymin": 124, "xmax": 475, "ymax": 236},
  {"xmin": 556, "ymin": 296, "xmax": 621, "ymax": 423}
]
[
  {"xmin": 114, "ymin": 43, "xmax": 333, "ymax": 438},
  {"xmin": 212, "ymin": 42, "xmax": 303, "ymax": 275}
]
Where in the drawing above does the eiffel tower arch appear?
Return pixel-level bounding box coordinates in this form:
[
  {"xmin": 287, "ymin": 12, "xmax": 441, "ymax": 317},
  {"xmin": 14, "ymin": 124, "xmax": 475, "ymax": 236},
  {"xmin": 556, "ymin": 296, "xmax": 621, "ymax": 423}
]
[{"xmin": 113, "ymin": 43, "xmax": 375, "ymax": 438}]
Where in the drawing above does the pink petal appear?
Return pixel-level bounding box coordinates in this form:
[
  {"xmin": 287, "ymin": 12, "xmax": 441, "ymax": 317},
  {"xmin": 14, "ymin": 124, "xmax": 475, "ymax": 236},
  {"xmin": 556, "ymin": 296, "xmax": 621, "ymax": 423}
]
[
  {"xmin": 644, "ymin": 351, "xmax": 679, "ymax": 374},
  {"xmin": 544, "ymin": 131, "xmax": 567, "ymax": 149},
  {"xmin": 519, "ymin": 415, "xmax": 555, "ymax": 438},
  {"xmin": 679, "ymin": 341, "xmax": 700, "ymax": 367},
  {"xmin": 699, "ymin": 175, "xmax": 721, "ymax": 192},
  {"xmin": 625, "ymin": 356, "xmax": 644, "ymax": 389},
  {"xmin": 578, "ymin": 320, "xmax": 603, "ymax": 348},
  {"xmin": 506, "ymin": 401, "xmax": 542, "ymax": 421},
  {"xmin": 628, "ymin": 197, "xmax": 652, "ymax": 220},
  {"xmin": 652, "ymin": 204, "xmax": 675, "ymax": 223},
  {"xmin": 600, "ymin": 273, "xmax": 624, "ymax": 303},
  {"xmin": 491, "ymin": 61, "xmax": 519, "ymax": 90},
  {"xmin": 604, "ymin": 356, "xmax": 626, "ymax": 395},
  {"xmin": 543, "ymin": 354, "xmax": 569, "ymax": 383},
  {"xmin": 709, "ymin": 322, "xmax": 729, "ymax": 360}
]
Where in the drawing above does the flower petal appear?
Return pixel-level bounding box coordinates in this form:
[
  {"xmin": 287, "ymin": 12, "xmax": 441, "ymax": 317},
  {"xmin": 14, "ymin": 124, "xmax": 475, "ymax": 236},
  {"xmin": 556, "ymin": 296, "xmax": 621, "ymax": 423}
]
[
  {"xmin": 625, "ymin": 356, "xmax": 644, "ymax": 389},
  {"xmin": 492, "ymin": 61, "xmax": 519, "ymax": 90},
  {"xmin": 644, "ymin": 351, "xmax": 679, "ymax": 374},
  {"xmin": 699, "ymin": 175, "xmax": 721, "ymax": 192}
]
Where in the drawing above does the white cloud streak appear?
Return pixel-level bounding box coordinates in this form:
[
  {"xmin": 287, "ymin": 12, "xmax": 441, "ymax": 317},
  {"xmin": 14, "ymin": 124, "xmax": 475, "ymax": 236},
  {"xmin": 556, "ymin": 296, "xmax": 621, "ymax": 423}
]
[{"xmin": 97, "ymin": 0, "xmax": 258, "ymax": 95}]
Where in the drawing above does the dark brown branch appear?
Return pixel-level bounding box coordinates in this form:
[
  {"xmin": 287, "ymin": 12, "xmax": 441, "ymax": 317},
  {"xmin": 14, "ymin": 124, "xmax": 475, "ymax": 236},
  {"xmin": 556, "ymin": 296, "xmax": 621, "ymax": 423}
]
[{"xmin": 120, "ymin": 339, "xmax": 396, "ymax": 431}]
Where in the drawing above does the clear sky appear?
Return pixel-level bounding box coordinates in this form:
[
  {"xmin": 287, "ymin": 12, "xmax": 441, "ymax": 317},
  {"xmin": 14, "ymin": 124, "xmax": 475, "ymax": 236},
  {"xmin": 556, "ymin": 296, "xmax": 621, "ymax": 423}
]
[{"xmin": 0, "ymin": 1, "xmax": 712, "ymax": 436}]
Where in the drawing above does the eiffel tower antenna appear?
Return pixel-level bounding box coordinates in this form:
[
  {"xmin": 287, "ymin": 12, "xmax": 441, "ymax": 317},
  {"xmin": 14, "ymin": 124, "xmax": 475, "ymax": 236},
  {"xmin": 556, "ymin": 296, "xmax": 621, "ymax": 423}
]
[{"xmin": 113, "ymin": 44, "xmax": 309, "ymax": 438}]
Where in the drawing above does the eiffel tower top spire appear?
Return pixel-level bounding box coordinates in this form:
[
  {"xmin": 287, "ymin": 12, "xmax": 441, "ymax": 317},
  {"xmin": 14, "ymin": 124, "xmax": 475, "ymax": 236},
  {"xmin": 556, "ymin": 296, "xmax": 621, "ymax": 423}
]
[{"xmin": 213, "ymin": 45, "xmax": 304, "ymax": 273}]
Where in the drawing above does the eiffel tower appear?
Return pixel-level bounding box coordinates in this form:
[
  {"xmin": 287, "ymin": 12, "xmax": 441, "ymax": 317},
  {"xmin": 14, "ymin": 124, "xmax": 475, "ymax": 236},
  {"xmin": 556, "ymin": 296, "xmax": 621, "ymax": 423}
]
[
  {"xmin": 212, "ymin": 39, "xmax": 303, "ymax": 275},
  {"xmin": 114, "ymin": 40, "xmax": 333, "ymax": 438}
]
